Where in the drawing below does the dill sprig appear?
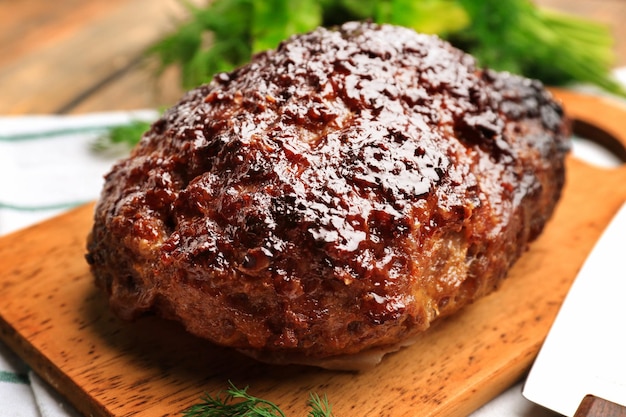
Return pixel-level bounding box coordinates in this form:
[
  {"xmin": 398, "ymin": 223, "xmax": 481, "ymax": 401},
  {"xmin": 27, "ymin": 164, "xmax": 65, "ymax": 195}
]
[
  {"xmin": 182, "ymin": 382, "xmax": 334, "ymax": 417},
  {"xmin": 91, "ymin": 120, "xmax": 151, "ymax": 153},
  {"xmin": 306, "ymin": 392, "xmax": 334, "ymax": 417},
  {"xmin": 450, "ymin": 0, "xmax": 626, "ymax": 96}
]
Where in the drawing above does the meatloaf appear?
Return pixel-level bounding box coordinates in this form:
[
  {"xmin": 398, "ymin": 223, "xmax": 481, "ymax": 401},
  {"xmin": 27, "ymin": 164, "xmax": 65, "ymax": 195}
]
[{"xmin": 86, "ymin": 21, "xmax": 570, "ymax": 369}]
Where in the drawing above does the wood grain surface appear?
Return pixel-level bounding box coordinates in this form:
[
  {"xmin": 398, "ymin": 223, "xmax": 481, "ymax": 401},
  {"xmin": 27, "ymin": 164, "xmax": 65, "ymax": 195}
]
[
  {"xmin": 0, "ymin": 92, "xmax": 625, "ymax": 416},
  {"xmin": 1, "ymin": 0, "xmax": 624, "ymax": 116},
  {"xmin": 0, "ymin": 0, "xmax": 193, "ymax": 115}
]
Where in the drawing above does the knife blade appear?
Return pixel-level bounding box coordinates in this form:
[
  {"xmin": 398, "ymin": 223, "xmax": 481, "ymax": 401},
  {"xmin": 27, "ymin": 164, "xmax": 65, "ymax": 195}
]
[{"xmin": 523, "ymin": 202, "xmax": 626, "ymax": 417}]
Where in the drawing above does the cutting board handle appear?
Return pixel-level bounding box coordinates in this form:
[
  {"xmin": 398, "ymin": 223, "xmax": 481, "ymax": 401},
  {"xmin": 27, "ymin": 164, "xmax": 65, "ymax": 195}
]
[
  {"xmin": 550, "ymin": 88, "xmax": 626, "ymax": 165},
  {"xmin": 574, "ymin": 395, "xmax": 626, "ymax": 417}
]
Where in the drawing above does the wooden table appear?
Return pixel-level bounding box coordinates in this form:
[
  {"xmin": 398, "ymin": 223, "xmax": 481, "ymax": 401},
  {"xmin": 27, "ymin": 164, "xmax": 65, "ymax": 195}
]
[{"xmin": 1, "ymin": 0, "xmax": 625, "ymax": 116}]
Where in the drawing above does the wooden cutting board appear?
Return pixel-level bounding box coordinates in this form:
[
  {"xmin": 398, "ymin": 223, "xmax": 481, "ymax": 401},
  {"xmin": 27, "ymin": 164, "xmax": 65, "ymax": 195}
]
[{"xmin": 1, "ymin": 91, "xmax": 625, "ymax": 417}]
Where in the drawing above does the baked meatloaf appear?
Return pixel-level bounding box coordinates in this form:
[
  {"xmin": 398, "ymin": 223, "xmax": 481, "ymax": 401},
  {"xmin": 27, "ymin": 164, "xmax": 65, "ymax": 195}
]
[{"xmin": 86, "ymin": 21, "xmax": 570, "ymax": 369}]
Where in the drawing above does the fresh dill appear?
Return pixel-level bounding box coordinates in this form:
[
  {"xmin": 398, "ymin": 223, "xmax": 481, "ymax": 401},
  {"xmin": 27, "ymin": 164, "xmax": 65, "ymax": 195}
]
[
  {"xmin": 149, "ymin": 0, "xmax": 624, "ymax": 96},
  {"xmin": 182, "ymin": 382, "xmax": 334, "ymax": 417},
  {"xmin": 97, "ymin": 0, "xmax": 625, "ymax": 152},
  {"xmin": 91, "ymin": 120, "xmax": 152, "ymax": 152}
]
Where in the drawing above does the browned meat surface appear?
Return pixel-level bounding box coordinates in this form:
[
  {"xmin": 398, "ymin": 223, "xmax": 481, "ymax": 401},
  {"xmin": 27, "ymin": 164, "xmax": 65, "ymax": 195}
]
[{"xmin": 86, "ymin": 21, "xmax": 570, "ymax": 368}]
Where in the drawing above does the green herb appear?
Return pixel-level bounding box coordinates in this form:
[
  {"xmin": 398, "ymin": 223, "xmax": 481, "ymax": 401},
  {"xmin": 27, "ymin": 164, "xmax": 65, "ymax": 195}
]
[
  {"xmin": 148, "ymin": 0, "xmax": 254, "ymax": 89},
  {"xmin": 149, "ymin": 0, "xmax": 469, "ymax": 89},
  {"xmin": 91, "ymin": 120, "xmax": 151, "ymax": 152},
  {"xmin": 182, "ymin": 382, "xmax": 334, "ymax": 417},
  {"xmin": 306, "ymin": 392, "xmax": 334, "ymax": 417},
  {"xmin": 148, "ymin": 0, "xmax": 623, "ymax": 97},
  {"xmin": 449, "ymin": 0, "xmax": 626, "ymax": 96}
]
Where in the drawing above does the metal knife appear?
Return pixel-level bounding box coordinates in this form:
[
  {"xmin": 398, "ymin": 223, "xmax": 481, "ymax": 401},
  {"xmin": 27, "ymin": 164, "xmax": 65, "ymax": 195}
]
[{"xmin": 523, "ymin": 202, "xmax": 626, "ymax": 417}]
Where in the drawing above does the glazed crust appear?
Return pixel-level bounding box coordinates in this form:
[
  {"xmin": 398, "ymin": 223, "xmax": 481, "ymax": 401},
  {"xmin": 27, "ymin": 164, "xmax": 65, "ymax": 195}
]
[{"xmin": 86, "ymin": 22, "xmax": 570, "ymax": 366}]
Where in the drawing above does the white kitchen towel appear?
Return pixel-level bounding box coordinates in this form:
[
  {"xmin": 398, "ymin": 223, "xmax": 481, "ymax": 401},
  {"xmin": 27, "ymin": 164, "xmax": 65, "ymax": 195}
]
[{"xmin": 0, "ymin": 110, "xmax": 157, "ymax": 236}]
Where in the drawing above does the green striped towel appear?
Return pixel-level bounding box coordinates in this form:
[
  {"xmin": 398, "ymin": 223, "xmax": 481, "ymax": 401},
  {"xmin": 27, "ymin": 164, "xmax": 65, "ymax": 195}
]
[{"xmin": 0, "ymin": 110, "xmax": 156, "ymax": 235}]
